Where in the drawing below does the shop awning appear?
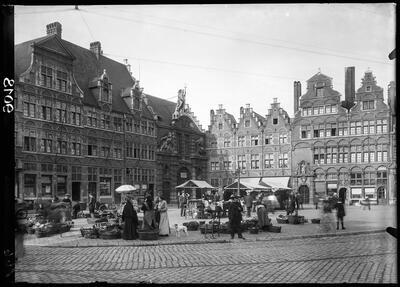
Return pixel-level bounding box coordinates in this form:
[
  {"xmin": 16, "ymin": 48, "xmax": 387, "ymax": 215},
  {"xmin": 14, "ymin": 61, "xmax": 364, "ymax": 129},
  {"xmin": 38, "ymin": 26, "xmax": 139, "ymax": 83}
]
[
  {"xmin": 260, "ymin": 177, "xmax": 291, "ymax": 191},
  {"xmin": 224, "ymin": 178, "xmax": 270, "ymax": 191},
  {"xmin": 175, "ymin": 180, "xmax": 215, "ymax": 189}
]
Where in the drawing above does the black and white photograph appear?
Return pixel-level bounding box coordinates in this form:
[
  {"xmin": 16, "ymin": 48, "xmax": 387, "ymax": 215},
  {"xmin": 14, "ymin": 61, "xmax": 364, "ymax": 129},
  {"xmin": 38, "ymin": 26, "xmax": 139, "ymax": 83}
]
[{"xmin": 4, "ymin": 3, "xmax": 397, "ymax": 284}]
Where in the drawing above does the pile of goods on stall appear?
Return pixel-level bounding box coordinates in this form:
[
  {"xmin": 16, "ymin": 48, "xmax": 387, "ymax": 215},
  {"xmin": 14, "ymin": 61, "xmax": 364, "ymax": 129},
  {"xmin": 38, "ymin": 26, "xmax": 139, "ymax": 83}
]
[
  {"xmin": 25, "ymin": 212, "xmax": 74, "ymax": 238},
  {"xmin": 81, "ymin": 217, "xmax": 123, "ymax": 239},
  {"xmin": 182, "ymin": 221, "xmax": 200, "ymax": 231}
]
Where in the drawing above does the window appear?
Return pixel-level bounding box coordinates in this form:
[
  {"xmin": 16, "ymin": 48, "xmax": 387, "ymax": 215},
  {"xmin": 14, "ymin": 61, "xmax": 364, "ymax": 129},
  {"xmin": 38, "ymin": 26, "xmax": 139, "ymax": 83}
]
[
  {"xmin": 100, "ymin": 146, "xmax": 110, "ymax": 158},
  {"xmin": 134, "ymin": 119, "xmax": 140, "ymax": 133},
  {"xmin": 101, "ymin": 79, "xmax": 110, "ymax": 102},
  {"xmin": 313, "ymin": 147, "xmax": 325, "ymax": 164},
  {"xmin": 101, "ymin": 114, "xmax": 111, "ymax": 129},
  {"xmin": 316, "ymin": 88, "xmax": 324, "ymax": 97},
  {"xmin": 366, "ymin": 86, "xmax": 371, "ymax": 92},
  {"xmin": 278, "ymin": 153, "xmax": 288, "ymax": 168},
  {"xmin": 250, "ymin": 154, "xmax": 260, "ymax": 169},
  {"xmin": 338, "ymin": 146, "xmax": 348, "ymax": 163},
  {"xmin": 338, "ymin": 122, "xmax": 348, "ymax": 136},
  {"xmin": 237, "ymin": 136, "xmax": 245, "ymax": 147},
  {"xmin": 148, "ymin": 122, "xmax": 155, "ymax": 135},
  {"xmin": 362, "ymin": 100, "xmax": 374, "ymax": 110},
  {"xmin": 273, "ymin": 118, "xmax": 278, "ymax": 125},
  {"xmin": 71, "ymin": 105, "xmax": 81, "ymax": 126},
  {"xmin": 325, "ymin": 123, "xmax": 337, "ymax": 137},
  {"xmin": 72, "ymin": 166, "xmax": 82, "ymax": 181},
  {"xmin": 41, "ymin": 175, "xmax": 52, "ymax": 195},
  {"xmin": 126, "ymin": 142, "xmax": 133, "ymax": 158},
  {"xmin": 356, "ymin": 121, "xmax": 362, "ymax": 134},
  {"xmin": 40, "ymin": 98, "xmax": 52, "ymax": 121},
  {"xmin": 237, "ymin": 155, "xmax": 246, "ymax": 169},
  {"xmin": 56, "ymin": 70, "xmax": 68, "ymax": 92},
  {"xmin": 211, "ymin": 162, "xmax": 219, "ymax": 171},
  {"xmin": 40, "ymin": 138, "xmax": 52, "ymax": 153},
  {"xmin": 23, "ymin": 95, "xmax": 36, "ymax": 118},
  {"xmin": 126, "ymin": 117, "xmax": 133, "ymax": 132},
  {"xmin": 350, "ymin": 172, "xmax": 362, "ymax": 185},
  {"xmin": 279, "ymin": 133, "xmax": 287, "ymax": 144},
  {"xmin": 133, "ymin": 143, "xmax": 140, "ymax": 158},
  {"xmin": 377, "ymin": 144, "xmax": 388, "ymax": 162},
  {"xmin": 114, "ymin": 147, "xmax": 122, "ymax": 159},
  {"xmin": 223, "ymin": 140, "xmax": 231, "ymax": 147},
  {"xmin": 40, "ymin": 65, "xmax": 53, "ymax": 88},
  {"xmin": 319, "ymin": 106, "xmax": 324, "ymax": 114},
  {"xmin": 301, "ymin": 126, "xmax": 311, "ymax": 139},
  {"xmin": 264, "ymin": 134, "xmax": 272, "ymax": 145},
  {"xmin": 114, "ymin": 169, "xmax": 122, "ymax": 187},
  {"xmin": 57, "ymin": 176, "xmax": 67, "ymax": 197},
  {"xmin": 245, "ymin": 120, "xmax": 250, "ymax": 127},
  {"xmin": 24, "ymin": 136, "xmax": 36, "ymax": 152},
  {"xmin": 313, "ymin": 107, "xmax": 319, "ymax": 115},
  {"xmin": 364, "ymin": 171, "xmax": 376, "ymax": 185},
  {"xmin": 23, "ymin": 174, "xmax": 36, "ymax": 198},
  {"xmin": 56, "ymin": 139, "xmax": 67, "ymax": 155},
  {"xmin": 114, "ymin": 117, "xmax": 122, "ymax": 132},
  {"xmin": 87, "ymin": 111, "xmax": 97, "ymax": 127},
  {"xmin": 87, "ymin": 144, "xmax": 98, "ymax": 156},
  {"xmin": 88, "ymin": 167, "xmax": 98, "ymax": 182},
  {"xmin": 264, "ymin": 153, "xmax": 274, "ymax": 168},
  {"xmin": 223, "ymin": 161, "xmax": 232, "ymax": 170},
  {"xmin": 376, "ymin": 119, "xmax": 387, "ymax": 133},
  {"xmin": 218, "ymin": 123, "xmax": 223, "ymax": 130},
  {"xmin": 251, "ymin": 135, "xmax": 259, "ymax": 146},
  {"xmin": 71, "ymin": 141, "xmax": 81, "ymax": 156},
  {"xmin": 141, "ymin": 120, "xmax": 148, "ymax": 134},
  {"xmin": 55, "ymin": 101, "xmax": 67, "ymax": 123},
  {"xmin": 377, "ymin": 170, "xmax": 387, "ymax": 185},
  {"xmin": 313, "ymin": 125, "xmax": 324, "ymax": 138}
]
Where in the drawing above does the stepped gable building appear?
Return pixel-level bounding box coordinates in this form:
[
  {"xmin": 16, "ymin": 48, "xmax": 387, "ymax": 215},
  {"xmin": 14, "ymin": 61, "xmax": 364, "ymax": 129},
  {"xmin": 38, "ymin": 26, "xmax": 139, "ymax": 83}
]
[
  {"xmin": 145, "ymin": 89, "xmax": 208, "ymax": 204},
  {"xmin": 291, "ymin": 69, "xmax": 394, "ymax": 205},
  {"xmin": 14, "ymin": 22, "xmax": 157, "ymax": 205},
  {"xmin": 207, "ymin": 100, "xmax": 291, "ymax": 194}
]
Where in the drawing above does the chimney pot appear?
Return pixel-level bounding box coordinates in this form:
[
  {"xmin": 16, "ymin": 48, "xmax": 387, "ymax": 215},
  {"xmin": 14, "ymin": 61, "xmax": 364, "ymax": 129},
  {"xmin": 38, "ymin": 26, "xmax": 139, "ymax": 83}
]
[
  {"xmin": 90, "ymin": 41, "xmax": 102, "ymax": 60},
  {"xmin": 46, "ymin": 22, "xmax": 62, "ymax": 38}
]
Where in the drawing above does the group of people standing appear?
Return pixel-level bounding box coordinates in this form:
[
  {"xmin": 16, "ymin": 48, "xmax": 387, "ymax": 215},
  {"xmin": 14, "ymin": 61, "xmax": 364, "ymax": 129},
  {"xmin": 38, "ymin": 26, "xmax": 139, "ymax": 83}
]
[{"xmin": 120, "ymin": 194, "xmax": 171, "ymax": 240}]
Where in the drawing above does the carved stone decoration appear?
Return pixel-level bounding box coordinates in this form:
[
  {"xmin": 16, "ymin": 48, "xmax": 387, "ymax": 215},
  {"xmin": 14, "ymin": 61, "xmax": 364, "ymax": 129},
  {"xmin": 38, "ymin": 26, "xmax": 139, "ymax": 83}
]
[
  {"xmin": 158, "ymin": 132, "xmax": 176, "ymax": 153},
  {"xmin": 297, "ymin": 160, "xmax": 311, "ymax": 176},
  {"xmin": 195, "ymin": 137, "xmax": 206, "ymax": 155},
  {"xmin": 172, "ymin": 89, "xmax": 186, "ymax": 120}
]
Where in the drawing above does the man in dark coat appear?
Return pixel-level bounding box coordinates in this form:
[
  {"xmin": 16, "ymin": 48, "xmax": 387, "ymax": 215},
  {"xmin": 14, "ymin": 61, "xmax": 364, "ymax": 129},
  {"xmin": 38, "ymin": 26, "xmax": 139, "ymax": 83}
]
[
  {"xmin": 228, "ymin": 195, "xmax": 245, "ymax": 240},
  {"xmin": 122, "ymin": 197, "xmax": 139, "ymax": 240},
  {"xmin": 335, "ymin": 200, "xmax": 346, "ymax": 230},
  {"xmin": 88, "ymin": 193, "xmax": 96, "ymax": 218}
]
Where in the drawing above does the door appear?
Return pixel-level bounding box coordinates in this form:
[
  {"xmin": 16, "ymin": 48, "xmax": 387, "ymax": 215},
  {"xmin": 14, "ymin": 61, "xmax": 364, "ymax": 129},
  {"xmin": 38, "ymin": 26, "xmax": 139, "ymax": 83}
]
[
  {"xmin": 377, "ymin": 186, "xmax": 386, "ymax": 205},
  {"xmin": 162, "ymin": 181, "xmax": 171, "ymax": 203},
  {"xmin": 72, "ymin": 182, "xmax": 81, "ymax": 201}
]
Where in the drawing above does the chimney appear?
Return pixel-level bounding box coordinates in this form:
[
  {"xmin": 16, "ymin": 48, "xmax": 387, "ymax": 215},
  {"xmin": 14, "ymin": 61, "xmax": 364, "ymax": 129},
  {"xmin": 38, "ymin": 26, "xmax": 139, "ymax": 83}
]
[
  {"xmin": 345, "ymin": 66, "xmax": 355, "ymax": 104},
  {"xmin": 294, "ymin": 81, "xmax": 301, "ymax": 114},
  {"xmin": 46, "ymin": 22, "xmax": 62, "ymax": 38},
  {"xmin": 90, "ymin": 41, "xmax": 102, "ymax": 60}
]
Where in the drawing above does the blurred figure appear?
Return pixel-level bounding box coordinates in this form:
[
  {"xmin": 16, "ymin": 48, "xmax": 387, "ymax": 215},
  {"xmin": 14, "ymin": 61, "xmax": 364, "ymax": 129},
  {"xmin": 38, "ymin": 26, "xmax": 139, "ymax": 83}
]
[
  {"xmin": 154, "ymin": 196, "xmax": 161, "ymax": 227},
  {"xmin": 256, "ymin": 200, "xmax": 269, "ymax": 230},
  {"xmin": 158, "ymin": 196, "xmax": 170, "ymax": 236},
  {"xmin": 15, "ymin": 198, "xmax": 26, "ymax": 261},
  {"xmin": 244, "ymin": 191, "xmax": 253, "ymax": 218},
  {"xmin": 61, "ymin": 194, "xmax": 72, "ymax": 206},
  {"xmin": 363, "ymin": 197, "xmax": 371, "ymax": 211},
  {"xmin": 141, "ymin": 196, "xmax": 156, "ymax": 230},
  {"xmin": 320, "ymin": 199, "xmax": 335, "ymax": 233},
  {"xmin": 335, "ymin": 200, "xmax": 346, "ymax": 230},
  {"xmin": 228, "ymin": 195, "xmax": 245, "ymax": 240},
  {"xmin": 88, "ymin": 193, "xmax": 96, "ymax": 218},
  {"xmin": 313, "ymin": 192, "xmax": 319, "ymax": 209}
]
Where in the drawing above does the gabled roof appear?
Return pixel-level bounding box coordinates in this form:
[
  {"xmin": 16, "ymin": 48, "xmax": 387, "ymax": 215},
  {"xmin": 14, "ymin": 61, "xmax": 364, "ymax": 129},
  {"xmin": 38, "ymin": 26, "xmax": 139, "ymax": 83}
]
[
  {"xmin": 145, "ymin": 94, "xmax": 176, "ymax": 125},
  {"xmin": 307, "ymin": 72, "xmax": 332, "ymax": 83},
  {"xmin": 175, "ymin": 180, "xmax": 215, "ymax": 189},
  {"xmin": 15, "ymin": 35, "xmax": 133, "ymax": 114}
]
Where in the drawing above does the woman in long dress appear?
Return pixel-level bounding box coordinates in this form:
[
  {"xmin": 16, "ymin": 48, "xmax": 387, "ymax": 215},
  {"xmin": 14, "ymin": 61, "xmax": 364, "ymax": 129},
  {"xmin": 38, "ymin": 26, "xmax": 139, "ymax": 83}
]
[
  {"xmin": 256, "ymin": 200, "xmax": 270, "ymax": 229},
  {"xmin": 141, "ymin": 196, "xmax": 156, "ymax": 230},
  {"xmin": 158, "ymin": 196, "xmax": 170, "ymax": 236},
  {"xmin": 122, "ymin": 197, "xmax": 139, "ymax": 240}
]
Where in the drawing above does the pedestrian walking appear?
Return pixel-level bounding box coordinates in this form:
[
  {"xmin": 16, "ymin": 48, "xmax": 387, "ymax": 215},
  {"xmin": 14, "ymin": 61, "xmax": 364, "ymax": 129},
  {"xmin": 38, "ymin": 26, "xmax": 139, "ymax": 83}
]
[
  {"xmin": 244, "ymin": 191, "xmax": 253, "ymax": 217},
  {"xmin": 141, "ymin": 196, "xmax": 156, "ymax": 230},
  {"xmin": 313, "ymin": 192, "xmax": 319, "ymax": 209},
  {"xmin": 158, "ymin": 196, "xmax": 170, "ymax": 236},
  {"xmin": 179, "ymin": 192, "xmax": 186, "ymax": 217},
  {"xmin": 363, "ymin": 197, "xmax": 371, "ymax": 210},
  {"xmin": 121, "ymin": 196, "xmax": 139, "ymax": 240},
  {"xmin": 154, "ymin": 196, "xmax": 161, "ymax": 227},
  {"xmin": 228, "ymin": 195, "xmax": 245, "ymax": 240},
  {"xmin": 88, "ymin": 193, "xmax": 96, "ymax": 218},
  {"xmin": 320, "ymin": 199, "xmax": 335, "ymax": 233},
  {"xmin": 295, "ymin": 192, "xmax": 300, "ymax": 210},
  {"xmin": 335, "ymin": 200, "xmax": 346, "ymax": 230}
]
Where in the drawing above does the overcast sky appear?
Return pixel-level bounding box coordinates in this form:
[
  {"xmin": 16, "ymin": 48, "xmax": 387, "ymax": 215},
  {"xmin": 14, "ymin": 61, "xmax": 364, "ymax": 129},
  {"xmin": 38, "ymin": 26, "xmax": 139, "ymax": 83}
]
[{"xmin": 15, "ymin": 4, "xmax": 396, "ymax": 129}]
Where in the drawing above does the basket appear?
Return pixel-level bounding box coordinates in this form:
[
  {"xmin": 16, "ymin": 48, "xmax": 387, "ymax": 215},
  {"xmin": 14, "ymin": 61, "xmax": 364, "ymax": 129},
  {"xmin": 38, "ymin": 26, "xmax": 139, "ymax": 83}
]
[
  {"xmin": 138, "ymin": 229, "xmax": 159, "ymax": 240},
  {"xmin": 80, "ymin": 227, "xmax": 98, "ymax": 238},
  {"xmin": 288, "ymin": 215, "xmax": 303, "ymax": 224},
  {"xmin": 268, "ymin": 226, "xmax": 281, "ymax": 233},
  {"xmin": 311, "ymin": 218, "xmax": 321, "ymax": 224},
  {"xmin": 249, "ymin": 227, "xmax": 259, "ymax": 234},
  {"xmin": 99, "ymin": 230, "xmax": 121, "ymax": 240},
  {"xmin": 276, "ymin": 217, "xmax": 289, "ymax": 224}
]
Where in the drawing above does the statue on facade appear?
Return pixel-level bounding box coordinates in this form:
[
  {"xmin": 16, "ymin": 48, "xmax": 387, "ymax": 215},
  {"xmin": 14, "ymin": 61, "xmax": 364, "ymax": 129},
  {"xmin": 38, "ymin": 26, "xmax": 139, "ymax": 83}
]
[
  {"xmin": 159, "ymin": 132, "xmax": 176, "ymax": 152},
  {"xmin": 195, "ymin": 137, "xmax": 206, "ymax": 155},
  {"xmin": 172, "ymin": 89, "xmax": 186, "ymax": 120}
]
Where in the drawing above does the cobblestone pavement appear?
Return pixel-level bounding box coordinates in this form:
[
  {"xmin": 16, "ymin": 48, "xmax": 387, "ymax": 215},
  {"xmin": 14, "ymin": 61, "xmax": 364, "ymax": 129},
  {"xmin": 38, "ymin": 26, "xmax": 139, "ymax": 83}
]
[{"xmin": 15, "ymin": 232, "xmax": 397, "ymax": 284}]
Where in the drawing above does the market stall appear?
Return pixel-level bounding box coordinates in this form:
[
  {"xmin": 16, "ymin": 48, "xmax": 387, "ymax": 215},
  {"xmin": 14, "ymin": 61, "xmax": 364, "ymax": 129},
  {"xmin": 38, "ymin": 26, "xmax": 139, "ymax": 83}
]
[{"xmin": 175, "ymin": 180, "xmax": 216, "ymax": 200}]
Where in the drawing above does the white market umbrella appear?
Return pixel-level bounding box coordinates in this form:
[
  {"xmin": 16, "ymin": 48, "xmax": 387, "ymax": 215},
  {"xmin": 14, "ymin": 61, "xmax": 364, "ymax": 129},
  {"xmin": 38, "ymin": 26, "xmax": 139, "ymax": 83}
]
[{"xmin": 115, "ymin": 184, "xmax": 137, "ymax": 193}]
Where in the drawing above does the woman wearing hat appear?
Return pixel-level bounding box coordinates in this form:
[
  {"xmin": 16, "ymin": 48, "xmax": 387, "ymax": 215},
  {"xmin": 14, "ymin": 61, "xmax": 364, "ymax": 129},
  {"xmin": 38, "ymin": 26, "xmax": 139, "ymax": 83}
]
[{"xmin": 158, "ymin": 196, "xmax": 170, "ymax": 236}]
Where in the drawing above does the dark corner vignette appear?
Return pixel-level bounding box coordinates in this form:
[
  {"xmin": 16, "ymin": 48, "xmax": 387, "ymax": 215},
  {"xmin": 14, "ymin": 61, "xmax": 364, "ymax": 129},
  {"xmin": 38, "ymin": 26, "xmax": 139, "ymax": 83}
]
[{"xmin": 0, "ymin": 4, "xmax": 15, "ymax": 285}]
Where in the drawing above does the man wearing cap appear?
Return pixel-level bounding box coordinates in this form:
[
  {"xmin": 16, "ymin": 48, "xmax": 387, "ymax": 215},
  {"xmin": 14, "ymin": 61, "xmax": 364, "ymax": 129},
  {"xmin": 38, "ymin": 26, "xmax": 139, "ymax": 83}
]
[
  {"xmin": 228, "ymin": 195, "xmax": 245, "ymax": 240},
  {"xmin": 62, "ymin": 194, "xmax": 72, "ymax": 206}
]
